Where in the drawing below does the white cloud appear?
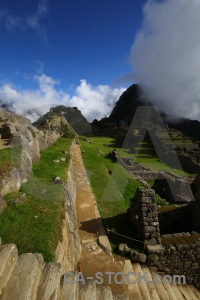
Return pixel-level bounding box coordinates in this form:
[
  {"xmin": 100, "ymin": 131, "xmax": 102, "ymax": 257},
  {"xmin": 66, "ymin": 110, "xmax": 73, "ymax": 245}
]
[
  {"xmin": 130, "ymin": 0, "xmax": 200, "ymax": 120},
  {"xmin": 27, "ymin": 0, "xmax": 49, "ymax": 44},
  {"xmin": 0, "ymin": 74, "xmax": 125, "ymax": 122},
  {"xmin": 69, "ymin": 80, "xmax": 125, "ymax": 121}
]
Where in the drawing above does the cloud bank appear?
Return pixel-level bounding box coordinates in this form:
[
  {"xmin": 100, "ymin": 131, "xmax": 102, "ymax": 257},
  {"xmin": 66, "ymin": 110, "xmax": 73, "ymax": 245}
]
[
  {"xmin": 0, "ymin": 74, "xmax": 125, "ymax": 122},
  {"xmin": 130, "ymin": 0, "xmax": 200, "ymax": 120},
  {"xmin": 69, "ymin": 80, "xmax": 125, "ymax": 121}
]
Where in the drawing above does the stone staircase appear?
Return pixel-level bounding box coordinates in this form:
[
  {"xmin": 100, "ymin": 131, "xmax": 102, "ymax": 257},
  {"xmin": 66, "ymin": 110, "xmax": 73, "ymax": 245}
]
[
  {"xmin": 123, "ymin": 261, "xmax": 200, "ymax": 300},
  {"xmin": 0, "ymin": 245, "xmax": 200, "ymax": 299}
]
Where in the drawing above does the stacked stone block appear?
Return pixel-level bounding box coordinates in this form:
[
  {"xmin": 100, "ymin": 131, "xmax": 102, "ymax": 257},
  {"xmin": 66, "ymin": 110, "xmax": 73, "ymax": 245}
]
[
  {"xmin": 147, "ymin": 232, "xmax": 200, "ymax": 290},
  {"xmin": 129, "ymin": 187, "xmax": 161, "ymax": 245}
]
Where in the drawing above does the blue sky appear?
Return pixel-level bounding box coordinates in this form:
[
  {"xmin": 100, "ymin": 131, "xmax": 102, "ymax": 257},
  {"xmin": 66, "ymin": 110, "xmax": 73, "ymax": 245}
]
[
  {"xmin": 1, "ymin": 0, "xmax": 200, "ymax": 122},
  {"xmin": 0, "ymin": 0, "xmax": 145, "ymax": 89}
]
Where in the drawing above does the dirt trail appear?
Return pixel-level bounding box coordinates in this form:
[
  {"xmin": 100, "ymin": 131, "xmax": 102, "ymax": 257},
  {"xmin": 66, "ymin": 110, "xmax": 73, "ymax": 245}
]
[{"xmin": 73, "ymin": 144, "xmax": 128, "ymax": 295}]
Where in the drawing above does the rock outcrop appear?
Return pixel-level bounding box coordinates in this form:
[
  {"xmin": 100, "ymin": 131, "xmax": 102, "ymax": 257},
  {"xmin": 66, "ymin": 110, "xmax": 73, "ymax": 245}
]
[
  {"xmin": 34, "ymin": 105, "xmax": 92, "ymax": 135},
  {"xmin": 0, "ymin": 109, "xmax": 60, "ymax": 212}
]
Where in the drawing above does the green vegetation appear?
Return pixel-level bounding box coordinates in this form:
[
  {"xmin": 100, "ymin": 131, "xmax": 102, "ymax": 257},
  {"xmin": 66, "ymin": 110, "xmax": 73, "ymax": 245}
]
[
  {"xmin": 156, "ymin": 195, "xmax": 168, "ymax": 206},
  {"xmin": 60, "ymin": 121, "xmax": 76, "ymax": 139},
  {"xmin": 0, "ymin": 147, "xmax": 22, "ymax": 176},
  {"xmin": 80, "ymin": 135, "xmax": 190, "ymax": 252},
  {"xmin": 80, "ymin": 136, "xmax": 144, "ymax": 252},
  {"xmin": 117, "ymin": 142, "xmax": 191, "ymax": 176},
  {"xmin": 0, "ymin": 138, "xmax": 71, "ymax": 261},
  {"xmin": 80, "ymin": 136, "xmax": 140, "ymax": 211}
]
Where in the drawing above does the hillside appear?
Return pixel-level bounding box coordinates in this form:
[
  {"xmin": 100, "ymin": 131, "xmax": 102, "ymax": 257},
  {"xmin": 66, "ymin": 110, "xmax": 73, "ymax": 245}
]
[
  {"xmin": 34, "ymin": 105, "xmax": 92, "ymax": 135},
  {"xmin": 92, "ymin": 84, "xmax": 200, "ymax": 142},
  {"xmin": 1, "ymin": 107, "xmax": 200, "ymax": 295}
]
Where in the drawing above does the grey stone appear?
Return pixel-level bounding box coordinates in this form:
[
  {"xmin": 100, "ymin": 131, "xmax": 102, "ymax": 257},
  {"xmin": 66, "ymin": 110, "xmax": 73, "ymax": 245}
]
[
  {"xmin": 118, "ymin": 244, "xmax": 130, "ymax": 254},
  {"xmin": 146, "ymin": 245, "xmax": 164, "ymax": 255},
  {"xmin": 147, "ymin": 254, "xmax": 159, "ymax": 263},
  {"xmin": 130, "ymin": 251, "xmax": 147, "ymax": 263}
]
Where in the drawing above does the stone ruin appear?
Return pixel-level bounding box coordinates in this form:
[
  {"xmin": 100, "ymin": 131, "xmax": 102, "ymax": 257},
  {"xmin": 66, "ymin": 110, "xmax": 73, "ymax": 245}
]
[
  {"xmin": 118, "ymin": 155, "xmax": 194, "ymax": 203},
  {"xmin": 128, "ymin": 187, "xmax": 200, "ymax": 289},
  {"xmin": 152, "ymin": 171, "xmax": 194, "ymax": 203},
  {"xmin": 0, "ymin": 109, "xmax": 60, "ymax": 214},
  {"xmin": 128, "ymin": 188, "xmax": 161, "ymax": 246}
]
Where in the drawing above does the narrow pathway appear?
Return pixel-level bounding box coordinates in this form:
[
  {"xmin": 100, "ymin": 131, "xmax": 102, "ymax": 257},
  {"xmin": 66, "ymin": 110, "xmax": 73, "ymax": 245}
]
[{"xmin": 73, "ymin": 144, "xmax": 128, "ymax": 295}]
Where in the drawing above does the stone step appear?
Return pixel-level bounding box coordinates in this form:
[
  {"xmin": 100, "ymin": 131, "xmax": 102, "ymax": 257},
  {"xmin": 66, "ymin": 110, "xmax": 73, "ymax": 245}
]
[
  {"xmin": 123, "ymin": 260, "xmax": 142, "ymax": 300},
  {"xmin": 170, "ymin": 284, "xmax": 185, "ymax": 300},
  {"xmin": 150, "ymin": 270, "xmax": 170, "ymax": 300},
  {"xmin": 162, "ymin": 281, "xmax": 179, "ymax": 300},
  {"xmin": 59, "ymin": 272, "xmax": 78, "ymax": 300},
  {"xmin": 178, "ymin": 284, "xmax": 199, "ymax": 300},
  {"xmin": 112, "ymin": 296, "xmax": 129, "ymax": 300},
  {"xmin": 96, "ymin": 286, "xmax": 113, "ymax": 300},
  {"xmin": 79, "ymin": 280, "xmax": 96, "ymax": 300},
  {"xmin": 36, "ymin": 262, "xmax": 61, "ymax": 300},
  {"xmin": 132, "ymin": 263, "xmax": 152, "ymax": 300},
  {"xmin": 0, "ymin": 244, "xmax": 18, "ymax": 294},
  {"xmin": 141, "ymin": 266, "xmax": 160, "ymax": 300},
  {"xmin": 188, "ymin": 285, "xmax": 200, "ymax": 299},
  {"xmin": 1, "ymin": 253, "xmax": 44, "ymax": 300}
]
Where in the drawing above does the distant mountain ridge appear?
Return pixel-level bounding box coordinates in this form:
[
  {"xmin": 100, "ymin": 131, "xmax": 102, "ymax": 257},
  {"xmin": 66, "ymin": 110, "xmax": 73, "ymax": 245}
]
[{"xmin": 95, "ymin": 84, "xmax": 200, "ymax": 141}]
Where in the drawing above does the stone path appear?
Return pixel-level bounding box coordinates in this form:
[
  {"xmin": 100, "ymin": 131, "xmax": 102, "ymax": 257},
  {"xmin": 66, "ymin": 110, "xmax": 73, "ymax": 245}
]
[
  {"xmin": 0, "ymin": 244, "xmax": 200, "ymax": 299},
  {"xmin": 73, "ymin": 144, "xmax": 128, "ymax": 295},
  {"xmin": 0, "ymin": 143, "xmax": 200, "ymax": 299}
]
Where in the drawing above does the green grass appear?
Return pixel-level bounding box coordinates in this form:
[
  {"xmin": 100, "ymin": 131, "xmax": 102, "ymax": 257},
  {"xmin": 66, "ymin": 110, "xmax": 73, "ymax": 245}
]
[
  {"xmin": 80, "ymin": 136, "xmax": 143, "ymax": 252},
  {"xmin": 0, "ymin": 138, "xmax": 71, "ymax": 261},
  {"xmin": 117, "ymin": 144, "xmax": 192, "ymax": 176},
  {"xmin": 0, "ymin": 147, "xmax": 22, "ymax": 176}
]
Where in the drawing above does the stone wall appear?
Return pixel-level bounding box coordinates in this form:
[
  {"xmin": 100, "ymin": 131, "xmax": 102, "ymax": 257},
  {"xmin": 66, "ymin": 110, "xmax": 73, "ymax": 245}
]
[
  {"xmin": 128, "ymin": 186, "xmax": 200, "ymax": 290},
  {"xmin": 131, "ymin": 171, "xmax": 159, "ymax": 180},
  {"xmin": 0, "ymin": 117, "xmax": 60, "ymax": 212},
  {"xmin": 146, "ymin": 232, "xmax": 200, "ymax": 290},
  {"xmin": 0, "ymin": 109, "xmax": 31, "ymax": 126},
  {"xmin": 55, "ymin": 143, "xmax": 81, "ymax": 273},
  {"xmin": 128, "ymin": 188, "xmax": 161, "ymax": 245},
  {"xmin": 117, "ymin": 156, "xmax": 159, "ymax": 180}
]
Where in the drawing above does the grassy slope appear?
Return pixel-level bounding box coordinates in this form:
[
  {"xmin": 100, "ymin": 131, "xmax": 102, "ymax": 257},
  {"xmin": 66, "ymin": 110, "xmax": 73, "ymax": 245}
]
[
  {"xmin": 80, "ymin": 136, "xmax": 143, "ymax": 251},
  {"xmin": 117, "ymin": 143, "xmax": 192, "ymax": 177},
  {"xmin": 80, "ymin": 135, "xmax": 192, "ymax": 252},
  {"xmin": 0, "ymin": 138, "xmax": 71, "ymax": 261},
  {"xmin": 0, "ymin": 147, "xmax": 22, "ymax": 176}
]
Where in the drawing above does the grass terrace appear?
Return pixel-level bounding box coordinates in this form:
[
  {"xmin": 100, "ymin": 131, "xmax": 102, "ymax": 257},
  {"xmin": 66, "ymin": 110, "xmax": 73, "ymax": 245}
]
[
  {"xmin": 80, "ymin": 135, "xmax": 196, "ymax": 253},
  {"xmin": 80, "ymin": 136, "xmax": 147, "ymax": 252},
  {"xmin": 0, "ymin": 138, "xmax": 71, "ymax": 261},
  {"xmin": 117, "ymin": 141, "xmax": 191, "ymax": 176},
  {"xmin": 0, "ymin": 147, "xmax": 22, "ymax": 176}
]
